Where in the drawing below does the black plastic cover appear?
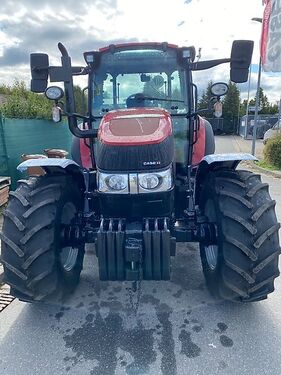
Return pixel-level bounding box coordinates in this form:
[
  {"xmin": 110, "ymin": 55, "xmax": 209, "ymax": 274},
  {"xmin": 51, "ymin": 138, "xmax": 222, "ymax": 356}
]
[
  {"xmin": 230, "ymin": 40, "xmax": 254, "ymax": 83},
  {"xmin": 30, "ymin": 79, "xmax": 48, "ymax": 93},
  {"xmin": 30, "ymin": 53, "xmax": 49, "ymax": 92},
  {"xmin": 30, "ymin": 53, "xmax": 49, "ymax": 79}
]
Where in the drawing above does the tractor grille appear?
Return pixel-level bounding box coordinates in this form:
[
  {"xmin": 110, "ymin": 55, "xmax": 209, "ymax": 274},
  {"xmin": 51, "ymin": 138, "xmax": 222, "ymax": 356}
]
[{"xmin": 96, "ymin": 135, "xmax": 174, "ymax": 171}]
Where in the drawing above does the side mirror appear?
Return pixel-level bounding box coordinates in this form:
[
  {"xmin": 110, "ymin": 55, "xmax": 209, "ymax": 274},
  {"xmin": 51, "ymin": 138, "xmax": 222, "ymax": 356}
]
[
  {"xmin": 210, "ymin": 82, "xmax": 228, "ymax": 97},
  {"xmin": 30, "ymin": 53, "xmax": 49, "ymax": 93},
  {"xmin": 31, "ymin": 79, "xmax": 48, "ymax": 93},
  {"xmin": 230, "ymin": 40, "xmax": 254, "ymax": 83}
]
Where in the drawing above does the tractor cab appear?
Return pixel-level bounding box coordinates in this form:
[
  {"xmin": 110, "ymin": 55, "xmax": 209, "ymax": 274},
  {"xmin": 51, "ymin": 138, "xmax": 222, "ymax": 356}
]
[
  {"xmin": 89, "ymin": 44, "xmax": 188, "ymax": 114},
  {"xmin": 72, "ymin": 43, "xmax": 214, "ymax": 175},
  {"xmin": 87, "ymin": 43, "xmax": 191, "ymax": 170}
]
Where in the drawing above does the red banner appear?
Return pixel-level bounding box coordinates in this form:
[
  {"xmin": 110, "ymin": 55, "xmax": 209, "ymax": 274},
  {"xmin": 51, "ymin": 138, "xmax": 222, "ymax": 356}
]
[{"xmin": 261, "ymin": 0, "xmax": 281, "ymax": 71}]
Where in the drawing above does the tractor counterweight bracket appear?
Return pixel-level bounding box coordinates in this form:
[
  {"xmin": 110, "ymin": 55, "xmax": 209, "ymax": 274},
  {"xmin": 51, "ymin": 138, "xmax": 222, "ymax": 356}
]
[{"xmin": 95, "ymin": 218, "xmax": 172, "ymax": 282}]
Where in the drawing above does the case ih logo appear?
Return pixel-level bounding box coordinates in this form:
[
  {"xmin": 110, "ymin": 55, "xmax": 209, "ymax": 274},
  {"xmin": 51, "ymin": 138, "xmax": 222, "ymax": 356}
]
[{"xmin": 143, "ymin": 161, "xmax": 161, "ymax": 166}]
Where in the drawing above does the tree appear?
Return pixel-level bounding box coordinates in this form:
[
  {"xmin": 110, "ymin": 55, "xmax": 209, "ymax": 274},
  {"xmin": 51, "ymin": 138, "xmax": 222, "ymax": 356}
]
[
  {"xmin": 268, "ymin": 102, "xmax": 279, "ymax": 114},
  {"xmin": 198, "ymin": 80, "xmax": 213, "ymax": 117},
  {"xmin": 259, "ymin": 88, "xmax": 270, "ymax": 114},
  {"xmin": 73, "ymin": 85, "xmax": 87, "ymax": 114},
  {"xmin": 0, "ymin": 84, "xmax": 12, "ymax": 95},
  {"xmin": 246, "ymin": 87, "xmax": 279, "ymax": 115},
  {"xmin": 0, "ymin": 81, "xmax": 53, "ymax": 119},
  {"xmin": 240, "ymin": 99, "xmax": 248, "ymax": 116},
  {"xmin": 0, "ymin": 81, "xmax": 88, "ymax": 119}
]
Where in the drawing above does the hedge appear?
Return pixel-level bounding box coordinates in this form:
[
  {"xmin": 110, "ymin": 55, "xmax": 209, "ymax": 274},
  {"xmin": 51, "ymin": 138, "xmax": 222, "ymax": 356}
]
[{"xmin": 264, "ymin": 133, "xmax": 281, "ymax": 169}]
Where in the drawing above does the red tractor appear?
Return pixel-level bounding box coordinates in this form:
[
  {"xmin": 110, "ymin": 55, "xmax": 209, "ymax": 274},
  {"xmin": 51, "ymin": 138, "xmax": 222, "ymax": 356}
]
[{"xmin": 1, "ymin": 40, "xmax": 280, "ymax": 303}]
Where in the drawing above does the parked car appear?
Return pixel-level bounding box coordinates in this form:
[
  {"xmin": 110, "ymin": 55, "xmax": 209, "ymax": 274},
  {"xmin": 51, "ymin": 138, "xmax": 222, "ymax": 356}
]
[{"xmin": 263, "ymin": 120, "xmax": 281, "ymax": 144}]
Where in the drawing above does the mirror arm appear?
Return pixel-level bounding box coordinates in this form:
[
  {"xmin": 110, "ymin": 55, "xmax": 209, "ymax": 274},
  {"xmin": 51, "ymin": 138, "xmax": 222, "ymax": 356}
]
[
  {"xmin": 57, "ymin": 100, "xmax": 64, "ymax": 110},
  {"xmin": 58, "ymin": 42, "xmax": 69, "ymax": 57},
  {"xmin": 197, "ymin": 96, "xmax": 220, "ymax": 114},
  {"xmin": 197, "ymin": 108, "xmax": 210, "ymax": 114},
  {"xmin": 67, "ymin": 116, "xmax": 98, "ymax": 138},
  {"xmin": 72, "ymin": 67, "xmax": 90, "ymax": 76},
  {"xmin": 64, "ymin": 112, "xmax": 90, "ymax": 121},
  {"xmin": 190, "ymin": 58, "xmax": 230, "ymax": 71}
]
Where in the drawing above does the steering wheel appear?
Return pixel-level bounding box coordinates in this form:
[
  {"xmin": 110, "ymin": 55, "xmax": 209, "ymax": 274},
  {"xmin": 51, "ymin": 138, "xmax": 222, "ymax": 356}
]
[{"xmin": 126, "ymin": 93, "xmax": 146, "ymax": 108}]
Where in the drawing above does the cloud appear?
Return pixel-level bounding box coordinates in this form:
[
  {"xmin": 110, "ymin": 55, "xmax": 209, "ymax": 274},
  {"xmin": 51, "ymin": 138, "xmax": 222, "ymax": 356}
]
[
  {"xmin": 0, "ymin": 0, "xmax": 121, "ymax": 64},
  {"xmin": 0, "ymin": 46, "xmax": 29, "ymax": 66},
  {"xmin": 0, "ymin": 0, "xmax": 117, "ymax": 14},
  {"xmin": 0, "ymin": 0, "xmax": 279, "ymax": 104},
  {"xmin": 0, "ymin": 9, "xmax": 137, "ymax": 68}
]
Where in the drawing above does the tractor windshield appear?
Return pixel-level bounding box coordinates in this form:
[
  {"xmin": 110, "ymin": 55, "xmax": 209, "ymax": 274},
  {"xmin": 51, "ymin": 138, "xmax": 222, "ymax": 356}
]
[{"xmin": 91, "ymin": 47, "xmax": 188, "ymax": 117}]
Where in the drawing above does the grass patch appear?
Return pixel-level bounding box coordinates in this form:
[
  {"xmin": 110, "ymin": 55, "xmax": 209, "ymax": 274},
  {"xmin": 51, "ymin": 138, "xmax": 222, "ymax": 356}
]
[{"xmin": 255, "ymin": 160, "xmax": 280, "ymax": 171}]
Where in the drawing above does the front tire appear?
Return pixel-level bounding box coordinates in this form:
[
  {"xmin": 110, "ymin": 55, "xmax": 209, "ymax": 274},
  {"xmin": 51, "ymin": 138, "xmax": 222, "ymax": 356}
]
[
  {"xmin": 0, "ymin": 175, "xmax": 85, "ymax": 302},
  {"xmin": 199, "ymin": 169, "xmax": 280, "ymax": 302}
]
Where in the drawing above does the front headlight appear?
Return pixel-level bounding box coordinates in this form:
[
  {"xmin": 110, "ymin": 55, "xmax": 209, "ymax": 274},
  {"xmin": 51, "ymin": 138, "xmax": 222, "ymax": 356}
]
[
  {"xmin": 97, "ymin": 167, "xmax": 173, "ymax": 194},
  {"xmin": 138, "ymin": 168, "xmax": 172, "ymax": 193},
  {"xmin": 107, "ymin": 175, "xmax": 127, "ymax": 190},
  {"xmin": 139, "ymin": 174, "xmax": 160, "ymax": 190},
  {"xmin": 98, "ymin": 172, "xmax": 129, "ymax": 193}
]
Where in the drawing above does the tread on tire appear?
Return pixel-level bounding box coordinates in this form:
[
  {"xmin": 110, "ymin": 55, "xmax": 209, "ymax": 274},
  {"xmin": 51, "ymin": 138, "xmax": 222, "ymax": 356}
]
[
  {"xmin": 0, "ymin": 175, "xmax": 85, "ymax": 302},
  {"xmin": 199, "ymin": 169, "xmax": 280, "ymax": 302}
]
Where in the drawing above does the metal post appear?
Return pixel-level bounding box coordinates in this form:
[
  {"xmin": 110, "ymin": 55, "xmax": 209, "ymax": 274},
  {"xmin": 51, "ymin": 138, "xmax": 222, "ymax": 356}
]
[
  {"xmin": 278, "ymin": 97, "xmax": 281, "ymax": 133},
  {"xmin": 251, "ymin": 56, "xmax": 262, "ymax": 156},
  {"xmin": 251, "ymin": 17, "xmax": 263, "ymax": 156},
  {"xmin": 237, "ymin": 85, "xmax": 240, "ymax": 135},
  {"xmin": 245, "ymin": 65, "xmax": 252, "ymax": 138}
]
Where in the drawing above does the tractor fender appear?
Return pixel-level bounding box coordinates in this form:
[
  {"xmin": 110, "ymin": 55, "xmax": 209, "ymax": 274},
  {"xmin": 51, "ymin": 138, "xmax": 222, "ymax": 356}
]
[
  {"xmin": 194, "ymin": 153, "xmax": 257, "ymax": 205},
  {"xmin": 17, "ymin": 158, "xmax": 85, "ymax": 188},
  {"xmin": 192, "ymin": 118, "xmax": 215, "ymax": 165},
  {"xmin": 71, "ymin": 136, "xmax": 94, "ymax": 169}
]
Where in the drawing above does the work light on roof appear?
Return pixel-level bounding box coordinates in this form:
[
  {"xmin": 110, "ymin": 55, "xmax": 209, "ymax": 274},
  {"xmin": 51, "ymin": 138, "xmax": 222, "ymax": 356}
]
[
  {"xmin": 85, "ymin": 53, "xmax": 94, "ymax": 63},
  {"xmin": 182, "ymin": 50, "xmax": 191, "ymax": 58}
]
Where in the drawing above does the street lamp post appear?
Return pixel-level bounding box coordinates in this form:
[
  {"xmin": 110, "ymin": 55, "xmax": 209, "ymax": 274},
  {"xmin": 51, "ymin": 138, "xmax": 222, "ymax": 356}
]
[
  {"xmin": 251, "ymin": 56, "xmax": 262, "ymax": 155},
  {"xmin": 237, "ymin": 84, "xmax": 240, "ymax": 135},
  {"xmin": 251, "ymin": 17, "xmax": 263, "ymax": 156},
  {"xmin": 245, "ymin": 64, "xmax": 252, "ymax": 137},
  {"xmin": 277, "ymin": 98, "xmax": 281, "ymax": 125}
]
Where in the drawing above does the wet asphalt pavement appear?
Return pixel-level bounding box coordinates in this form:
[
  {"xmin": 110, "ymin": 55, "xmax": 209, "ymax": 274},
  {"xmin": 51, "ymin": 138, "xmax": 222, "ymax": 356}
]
[{"xmin": 1, "ymin": 136, "xmax": 281, "ymax": 375}]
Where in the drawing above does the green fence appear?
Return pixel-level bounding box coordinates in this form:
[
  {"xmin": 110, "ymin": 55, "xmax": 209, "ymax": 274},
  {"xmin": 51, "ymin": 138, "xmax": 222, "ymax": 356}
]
[
  {"xmin": 0, "ymin": 117, "xmax": 73, "ymax": 189},
  {"xmin": 0, "ymin": 114, "xmax": 9, "ymax": 177}
]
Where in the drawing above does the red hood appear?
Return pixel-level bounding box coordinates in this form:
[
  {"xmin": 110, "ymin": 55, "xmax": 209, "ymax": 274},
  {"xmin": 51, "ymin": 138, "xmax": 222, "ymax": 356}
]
[{"xmin": 98, "ymin": 108, "xmax": 172, "ymax": 146}]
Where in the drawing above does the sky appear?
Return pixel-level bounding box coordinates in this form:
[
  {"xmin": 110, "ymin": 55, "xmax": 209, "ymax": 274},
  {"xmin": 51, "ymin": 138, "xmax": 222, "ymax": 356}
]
[{"xmin": 0, "ymin": 0, "xmax": 280, "ymax": 103}]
